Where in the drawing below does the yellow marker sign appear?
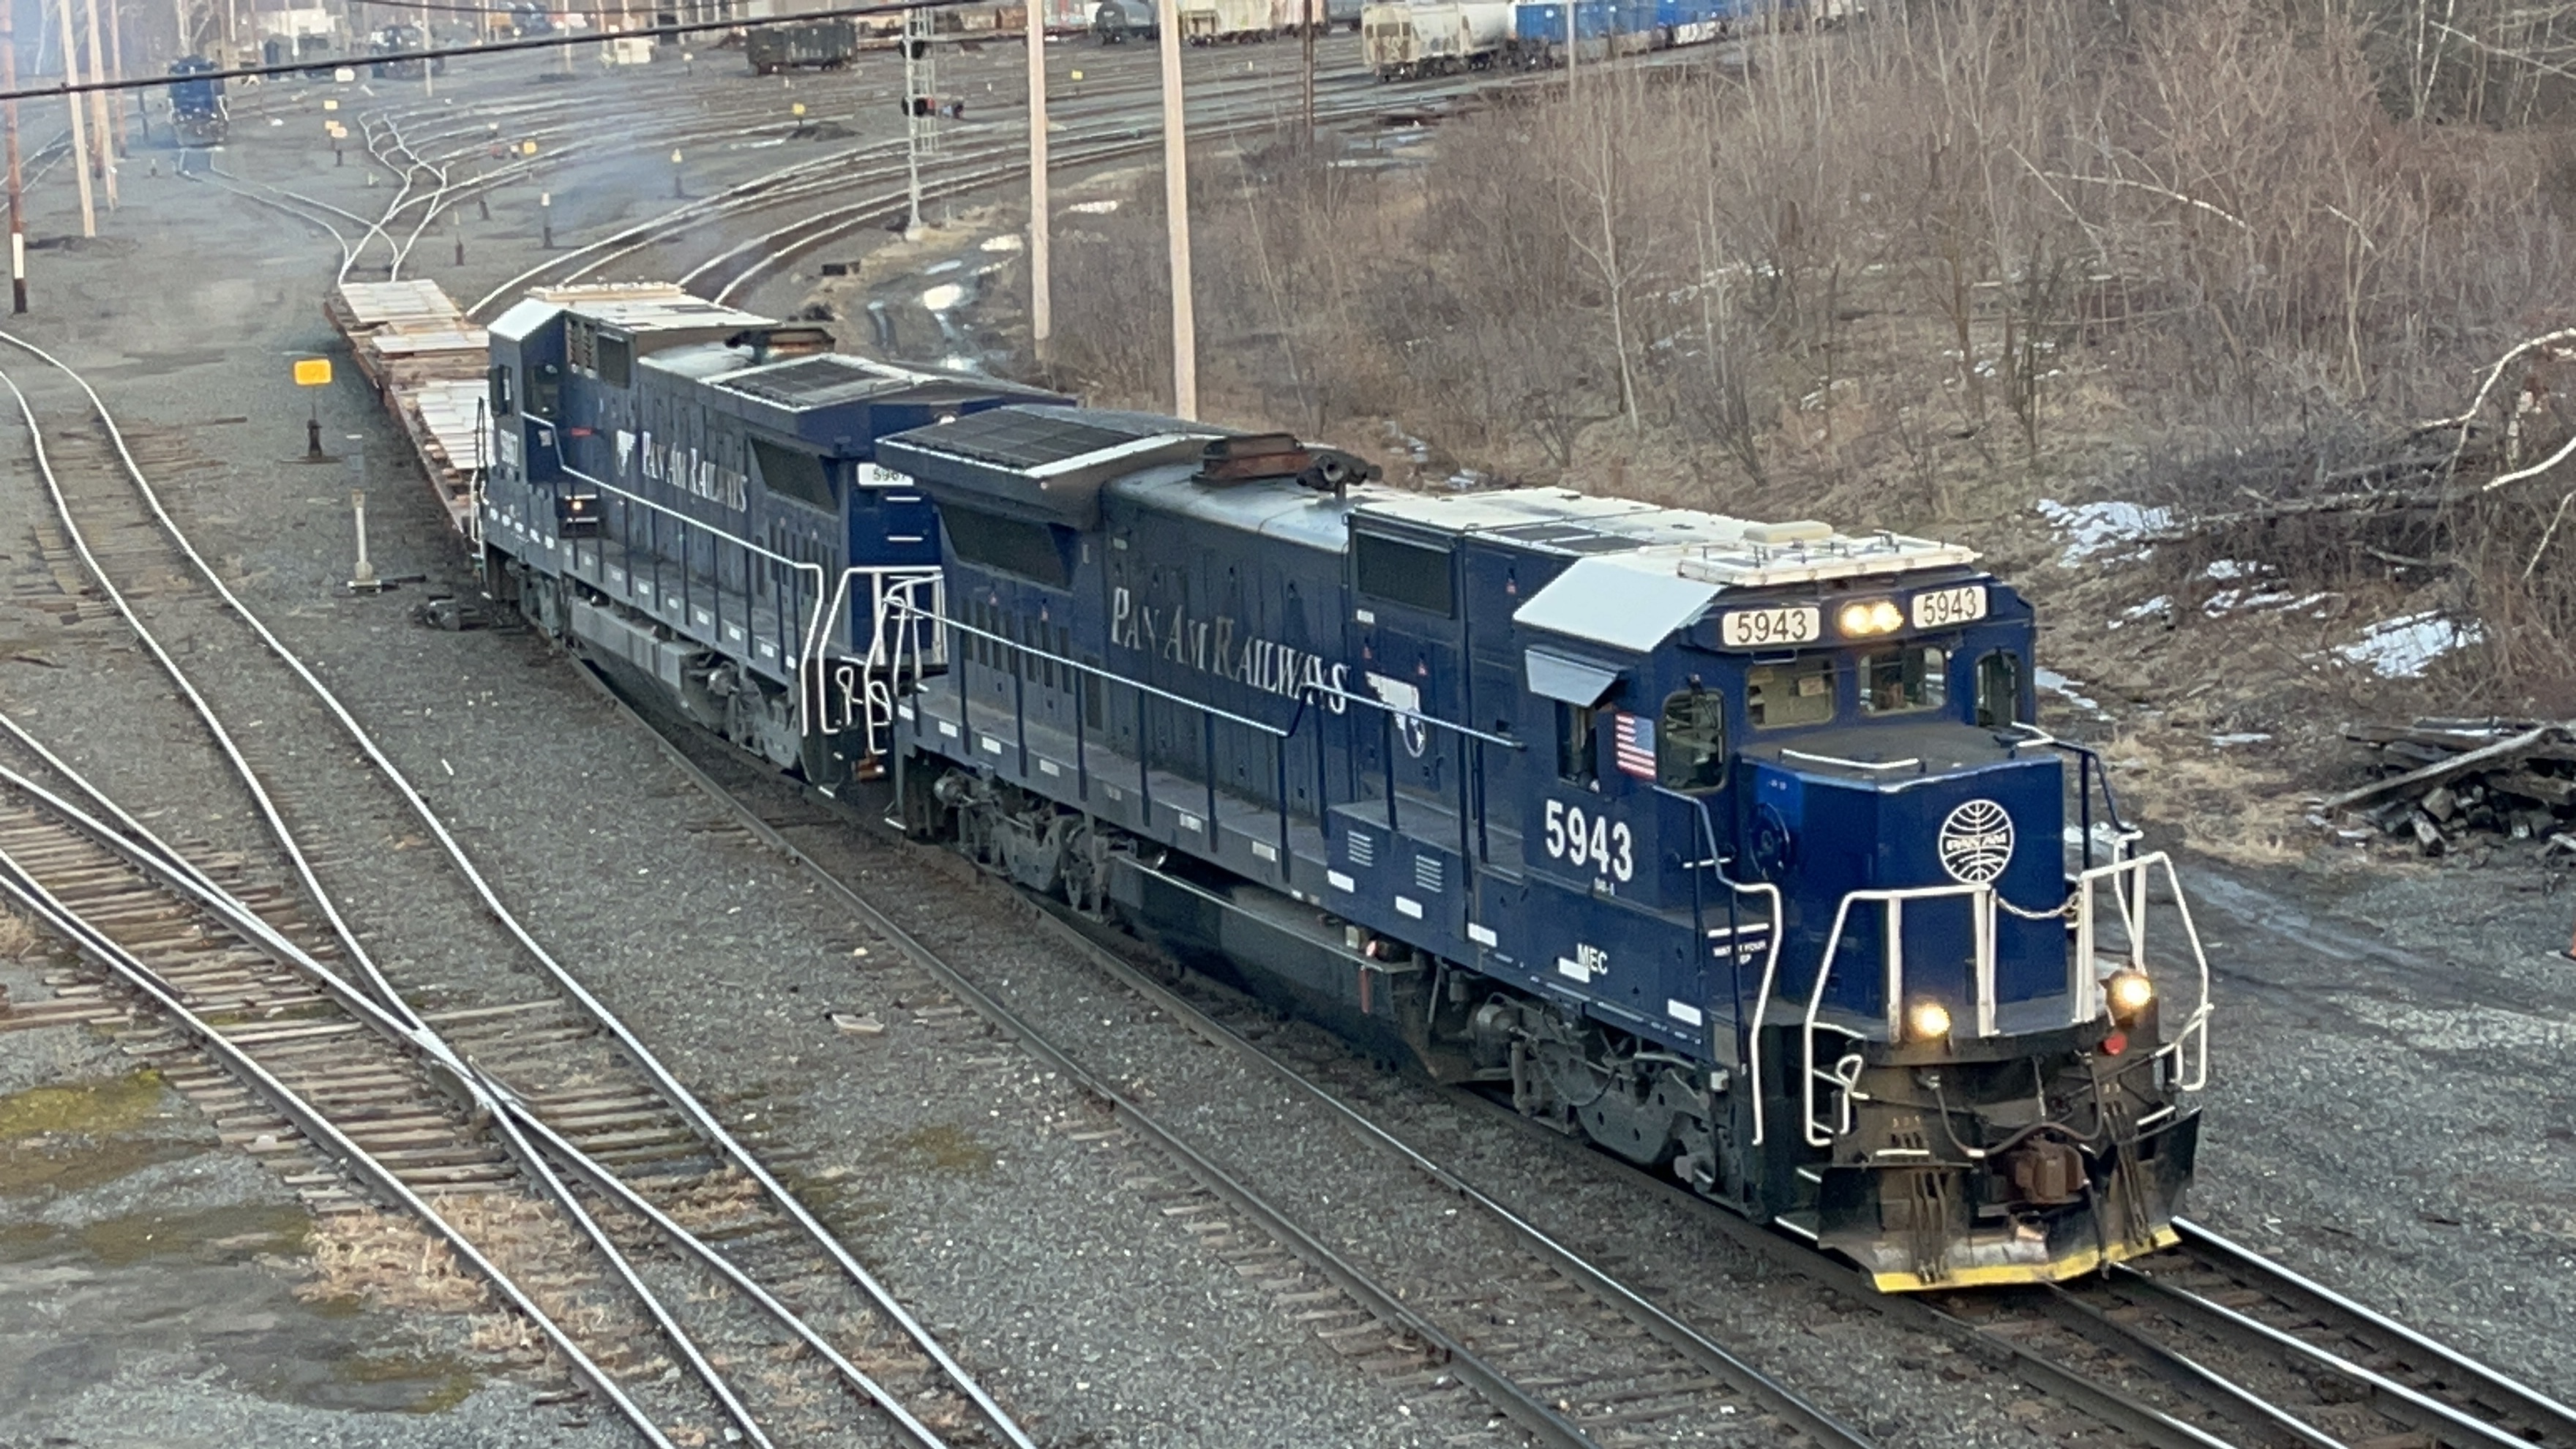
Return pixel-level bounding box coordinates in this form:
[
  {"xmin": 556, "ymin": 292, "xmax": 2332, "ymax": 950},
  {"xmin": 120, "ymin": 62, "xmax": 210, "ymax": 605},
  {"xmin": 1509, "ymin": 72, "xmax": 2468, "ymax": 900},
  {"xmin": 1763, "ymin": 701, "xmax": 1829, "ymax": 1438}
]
[
  {"xmin": 323, "ymin": 98, "xmax": 339, "ymax": 111},
  {"xmin": 293, "ymin": 359, "xmax": 333, "ymax": 386},
  {"xmin": 520, "ymin": 140, "xmax": 538, "ymax": 157},
  {"xmin": 1070, "ymin": 69, "xmax": 1083, "ymax": 80},
  {"xmin": 792, "ymin": 102, "xmax": 806, "ymax": 117}
]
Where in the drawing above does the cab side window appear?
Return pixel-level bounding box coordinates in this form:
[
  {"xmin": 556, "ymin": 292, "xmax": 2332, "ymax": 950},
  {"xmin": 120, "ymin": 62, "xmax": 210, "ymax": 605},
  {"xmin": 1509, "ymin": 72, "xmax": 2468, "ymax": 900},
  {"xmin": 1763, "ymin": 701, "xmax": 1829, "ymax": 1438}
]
[
  {"xmin": 1557, "ymin": 703, "xmax": 1598, "ymax": 787},
  {"xmin": 1975, "ymin": 650, "xmax": 2026, "ymax": 727},
  {"xmin": 1658, "ymin": 689, "xmax": 1726, "ymax": 791}
]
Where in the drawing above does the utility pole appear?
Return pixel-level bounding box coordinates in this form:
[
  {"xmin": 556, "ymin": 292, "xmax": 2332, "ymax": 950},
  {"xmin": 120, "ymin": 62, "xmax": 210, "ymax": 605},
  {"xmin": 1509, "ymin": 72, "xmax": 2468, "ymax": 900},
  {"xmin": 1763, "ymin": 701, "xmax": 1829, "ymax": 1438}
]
[
  {"xmin": 53, "ymin": 0, "xmax": 95, "ymax": 236},
  {"xmin": 171, "ymin": 0, "xmax": 188, "ymax": 59},
  {"xmin": 4, "ymin": 0, "xmax": 27, "ymax": 312},
  {"xmin": 1300, "ymin": 0, "xmax": 1314, "ymax": 146},
  {"xmin": 419, "ymin": 0, "xmax": 431, "ymax": 95},
  {"xmin": 103, "ymin": 0, "xmax": 123, "ymax": 155},
  {"xmin": 901, "ymin": 4, "xmax": 935, "ymax": 239},
  {"xmin": 1025, "ymin": 0, "xmax": 1048, "ymax": 358},
  {"xmin": 1157, "ymin": 0, "xmax": 1194, "ymax": 419},
  {"xmin": 79, "ymin": 0, "xmax": 114, "ymax": 206}
]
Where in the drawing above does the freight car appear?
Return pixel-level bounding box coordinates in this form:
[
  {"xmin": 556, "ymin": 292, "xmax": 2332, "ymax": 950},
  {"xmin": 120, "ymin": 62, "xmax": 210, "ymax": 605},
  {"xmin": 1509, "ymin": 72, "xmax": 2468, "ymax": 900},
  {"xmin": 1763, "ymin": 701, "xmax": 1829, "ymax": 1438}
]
[
  {"xmin": 1362, "ymin": 0, "xmax": 1513, "ymax": 76},
  {"xmin": 473, "ymin": 285, "xmax": 1066, "ymax": 788},
  {"xmin": 165, "ymin": 56, "xmax": 225, "ymax": 147},
  {"xmin": 868, "ymin": 407, "xmax": 2211, "ymax": 1291},
  {"xmin": 1093, "ymin": 0, "xmax": 1157, "ymax": 40},
  {"xmin": 746, "ymin": 19, "xmax": 858, "ymax": 74}
]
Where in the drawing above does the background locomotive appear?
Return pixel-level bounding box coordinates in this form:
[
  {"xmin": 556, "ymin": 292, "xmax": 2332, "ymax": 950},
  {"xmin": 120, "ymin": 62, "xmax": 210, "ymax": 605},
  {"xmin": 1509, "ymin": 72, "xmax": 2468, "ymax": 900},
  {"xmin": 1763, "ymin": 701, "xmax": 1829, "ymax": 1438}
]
[
  {"xmin": 165, "ymin": 57, "xmax": 226, "ymax": 147},
  {"xmin": 864, "ymin": 406, "xmax": 2212, "ymax": 1291},
  {"xmin": 473, "ymin": 285, "xmax": 1063, "ymax": 789}
]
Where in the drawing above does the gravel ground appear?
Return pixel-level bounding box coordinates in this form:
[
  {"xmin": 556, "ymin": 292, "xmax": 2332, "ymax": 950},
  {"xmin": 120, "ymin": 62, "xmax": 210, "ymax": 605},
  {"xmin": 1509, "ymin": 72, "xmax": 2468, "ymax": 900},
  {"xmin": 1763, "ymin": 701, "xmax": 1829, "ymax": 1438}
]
[{"xmin": 0, "ymin": 35, "xmax": 2566, "ymax": 1449}]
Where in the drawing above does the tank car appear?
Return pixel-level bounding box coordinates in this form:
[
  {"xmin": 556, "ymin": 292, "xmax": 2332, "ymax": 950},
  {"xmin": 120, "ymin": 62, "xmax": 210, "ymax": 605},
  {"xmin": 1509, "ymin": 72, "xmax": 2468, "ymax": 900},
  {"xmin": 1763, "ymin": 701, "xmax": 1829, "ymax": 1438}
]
[
  {"xmin": 474, "ymin": 285, "xmax": 1066, "ymax": 790},
  {"xmin": 746, "ymin": 19, "xmax": 858, "ymax": 74},
  {"xmin": 1093, "ymin": 0, "xmax": 1158, "ymax": 42},
  {"xmin": 869, "ymin": 406, "xmax": 2212, "ymax": 1291},
  {"xmin": 165, "ymin": 56, "xmax": 226, "ymax": 148}
]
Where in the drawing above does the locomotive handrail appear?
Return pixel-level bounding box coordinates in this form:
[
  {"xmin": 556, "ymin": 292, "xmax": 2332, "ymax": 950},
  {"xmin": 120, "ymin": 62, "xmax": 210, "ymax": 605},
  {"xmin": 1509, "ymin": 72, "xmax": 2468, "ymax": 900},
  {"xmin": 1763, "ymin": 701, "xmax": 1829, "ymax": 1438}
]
[
  {"xmin": 1800, "ymin": 881, "xmax": 2001, "ymax": 1147},
  {"xmin": 1658, "ymin": 787, "xmax": 1785, "ymax": 1146},
  {"xmin": 2008, "ymin": 724, "xmax": 2143, "ymax": 871},
  {"xmin": 2068, "ymin": 850, "xmax": 2212, "ymax": 1093},
  {"xmin": 542, "ymin": 454, "xmax": 833, "ymax": 732}
]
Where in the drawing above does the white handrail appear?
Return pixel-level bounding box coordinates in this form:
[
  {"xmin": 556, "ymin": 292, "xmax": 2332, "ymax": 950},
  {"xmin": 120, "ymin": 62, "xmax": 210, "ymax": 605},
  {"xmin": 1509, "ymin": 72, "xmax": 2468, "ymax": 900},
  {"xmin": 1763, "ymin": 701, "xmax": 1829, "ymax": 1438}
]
[{"xmin": 1800, "ymin": 880, "xmax": 1999, "ymax": 1147}]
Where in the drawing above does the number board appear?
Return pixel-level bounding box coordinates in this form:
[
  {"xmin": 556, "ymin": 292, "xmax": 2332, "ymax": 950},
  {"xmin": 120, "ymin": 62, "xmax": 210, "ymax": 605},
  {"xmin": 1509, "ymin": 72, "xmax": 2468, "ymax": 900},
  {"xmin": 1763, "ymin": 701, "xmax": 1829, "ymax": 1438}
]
[
  {"xmin": 1909, "ymin": 585, "xmax": 1988, "ymax": 630},
  {"xmin": 1718, "ymin": 606, "xmax": 1821, "ymax": 648}
]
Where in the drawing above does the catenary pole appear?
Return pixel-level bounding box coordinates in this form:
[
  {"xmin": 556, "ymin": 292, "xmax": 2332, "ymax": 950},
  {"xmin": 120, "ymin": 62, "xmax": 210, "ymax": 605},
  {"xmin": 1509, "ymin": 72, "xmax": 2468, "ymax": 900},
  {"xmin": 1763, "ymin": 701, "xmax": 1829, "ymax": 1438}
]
[
  {"xmin": 1156, "ymin": 0, "xmax": 1194, "ymax": 419},
  {"xmin": 1025, "ymin": 0, "xmax": 1047, "ymax": 358},
  {"xmin": 4, "ymin": 0, "xmax": 26, "ymax": 310},
  {"xmin": 103, "ymin": 0, "xmax": 121, "ymax": 154},
  {"xmin": 53, "ymin": 0, "xmax": 94, "ymax": 236}
]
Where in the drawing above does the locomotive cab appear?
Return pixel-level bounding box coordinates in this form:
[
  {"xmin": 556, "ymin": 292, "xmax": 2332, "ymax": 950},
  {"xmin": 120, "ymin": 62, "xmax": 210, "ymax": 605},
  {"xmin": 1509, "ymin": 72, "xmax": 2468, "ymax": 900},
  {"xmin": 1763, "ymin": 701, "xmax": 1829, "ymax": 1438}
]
[{"xmin": 1506, "ymin": 538, "xmax": 2209, "ymax": 1289}]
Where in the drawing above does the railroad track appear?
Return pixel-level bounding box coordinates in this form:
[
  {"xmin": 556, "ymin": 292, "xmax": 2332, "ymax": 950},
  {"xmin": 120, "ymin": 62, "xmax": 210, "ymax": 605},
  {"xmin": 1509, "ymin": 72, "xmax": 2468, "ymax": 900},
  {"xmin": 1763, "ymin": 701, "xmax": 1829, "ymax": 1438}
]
[
  {"xmin": 0, "ymin": 339, "xmax": 1036, "ymax": 1448},
  {"xmin": 585, "ymin": 668, "xmax": 1879, "ymax": 1449}
]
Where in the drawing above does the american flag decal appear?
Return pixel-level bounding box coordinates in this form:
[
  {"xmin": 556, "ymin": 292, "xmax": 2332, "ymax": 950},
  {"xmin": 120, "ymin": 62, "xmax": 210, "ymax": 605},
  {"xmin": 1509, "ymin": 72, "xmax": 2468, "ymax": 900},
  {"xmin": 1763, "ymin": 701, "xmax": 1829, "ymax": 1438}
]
[{"xmin": 1614, "ymin": 711, "xmax": 1657, "ymax": 779}]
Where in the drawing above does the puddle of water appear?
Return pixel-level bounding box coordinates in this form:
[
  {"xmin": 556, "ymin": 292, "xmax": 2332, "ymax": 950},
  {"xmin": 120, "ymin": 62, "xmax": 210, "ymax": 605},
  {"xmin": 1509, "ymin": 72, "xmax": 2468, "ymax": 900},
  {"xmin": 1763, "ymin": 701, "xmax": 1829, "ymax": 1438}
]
[
  {"xmin": 72, "ymin": 1202, "xmax": 310, "ymax": 1268},
  {"xmin": 874, "ymin": 1122, "xmax": 997, "ymax": 1178}
]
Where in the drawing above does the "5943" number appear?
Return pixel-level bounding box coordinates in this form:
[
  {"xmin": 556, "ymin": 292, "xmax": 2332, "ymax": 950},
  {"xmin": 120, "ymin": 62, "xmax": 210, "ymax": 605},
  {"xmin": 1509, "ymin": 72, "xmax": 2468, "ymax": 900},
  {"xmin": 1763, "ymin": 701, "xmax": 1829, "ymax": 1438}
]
[{"xmin": 1545, "ymin": 800, "xmax": 1635, "ymax": 883}]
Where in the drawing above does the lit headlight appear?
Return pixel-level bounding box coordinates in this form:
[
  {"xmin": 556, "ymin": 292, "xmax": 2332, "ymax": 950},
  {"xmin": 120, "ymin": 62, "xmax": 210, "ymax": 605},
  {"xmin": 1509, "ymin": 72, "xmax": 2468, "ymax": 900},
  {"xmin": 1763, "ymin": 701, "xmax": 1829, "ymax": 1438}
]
[
  {"xmin": 1837, "ymin": 599, "xmax": 1904, "ymax": 637},
  {"xmin": 2105, "ymin": 970, "xmax": 2154, "ymax": 1020},
  {"xmin": 1905, "ymin": 999, "xmax": 1952, "ymax": 1042}
]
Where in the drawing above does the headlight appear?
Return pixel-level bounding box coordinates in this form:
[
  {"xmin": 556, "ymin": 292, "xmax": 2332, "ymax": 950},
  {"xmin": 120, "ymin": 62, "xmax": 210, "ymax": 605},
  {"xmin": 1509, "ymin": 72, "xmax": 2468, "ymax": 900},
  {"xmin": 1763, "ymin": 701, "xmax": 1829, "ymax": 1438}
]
[
  {"xmin": 1836, "ymin": 599, "xmax": 1904, "ymax": 637},
  {"xmin": 2105, "ymin": 970, "xmax": 2154, "ymax": 1019},
  {"xmin": 1905, "ymin": 999, "xmax": 1952, "ymax": 1042}
]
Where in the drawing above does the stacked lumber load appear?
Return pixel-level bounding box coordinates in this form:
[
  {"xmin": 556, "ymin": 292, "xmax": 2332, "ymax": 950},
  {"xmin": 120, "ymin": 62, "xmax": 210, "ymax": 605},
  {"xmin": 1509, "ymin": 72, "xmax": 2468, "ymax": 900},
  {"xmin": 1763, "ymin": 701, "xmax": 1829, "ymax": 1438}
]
[
  {"xmin": 2326, "ymin": 719, "xmax": 2576, "ymax": 855},
  {"xmin": 325, "ymin": 280, "xmax": 488, "ymax": 536}
]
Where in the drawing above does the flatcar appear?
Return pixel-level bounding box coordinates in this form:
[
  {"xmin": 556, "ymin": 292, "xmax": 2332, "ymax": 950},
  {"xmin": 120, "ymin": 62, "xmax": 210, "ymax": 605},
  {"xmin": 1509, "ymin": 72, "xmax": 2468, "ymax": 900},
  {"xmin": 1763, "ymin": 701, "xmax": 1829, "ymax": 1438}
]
[
  {"xmin": 868, "ymin": 407, "xmax": 2212, "ymax": 1291},
  {"xmin": 746, "ymin": 19, "xmax": 858, "ymax": 74},
  {"xmin": 165, "ymin": 56, "xmax": 225, "ymax": 147},
  {"xmin": 473, "ymin": 285, "xmax": 1066, "ymax": 788}
]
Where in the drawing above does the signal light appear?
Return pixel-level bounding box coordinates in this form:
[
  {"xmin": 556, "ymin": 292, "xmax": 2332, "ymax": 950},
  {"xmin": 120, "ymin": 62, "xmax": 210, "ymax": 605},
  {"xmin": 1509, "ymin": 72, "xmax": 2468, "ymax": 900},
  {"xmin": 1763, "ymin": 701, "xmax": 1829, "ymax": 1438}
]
[{"xmin": 1836, "ymin": 599, "xmax": 1903, "ymax": 637}]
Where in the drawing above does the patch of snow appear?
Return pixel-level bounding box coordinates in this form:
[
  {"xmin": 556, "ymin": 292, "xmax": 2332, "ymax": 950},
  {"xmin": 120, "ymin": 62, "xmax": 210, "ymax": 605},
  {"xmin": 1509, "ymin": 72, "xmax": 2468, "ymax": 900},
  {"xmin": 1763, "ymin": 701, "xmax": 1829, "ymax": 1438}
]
[
  {"xmin": 921, "ymin": 259, "xmax": 963, "ymax": 275},
  {"xmin": 2036, "ymin": 499, "xmax": 2173, "ymax": 567},
  {"xmin": 2334, "ymin": 613, "xmax": 2483, "ymax": 678},
  {"xmin": 2108, "ymin": 595, "xmax": 2171, "ymax": 631},
  {"xmin": 2202, "ymin": 558, "xmax": 2266, "ymax": 580},
  {"xmin": 1068, "ymin": 199, "xmax": 1120, "ymax": 214},
  {"xmin": 919, "ymin": 282, "xmax": 965, "ymax": 312},
  {"xmin": 2034, "ymin": 667, "xmax": 2103, "ymax": 714},
  {"xmin": 2204, "ymin": 588, "xmax": 2298, "ymax": 617},
  {"xmin": 979, "ymin": 233, "xmax": 1025, "ymax": 252},
  {"xmin": 2209, "ymin": 732, "xmax": 2273, "ymax": 747}
]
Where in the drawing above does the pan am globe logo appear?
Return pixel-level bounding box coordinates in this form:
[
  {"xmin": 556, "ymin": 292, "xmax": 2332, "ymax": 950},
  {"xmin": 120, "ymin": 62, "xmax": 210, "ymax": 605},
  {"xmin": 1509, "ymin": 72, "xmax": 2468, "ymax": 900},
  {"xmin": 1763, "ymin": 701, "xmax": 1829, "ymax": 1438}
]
[{"xmin": 1937, "ymin": 799, "xmax": 2015, "ymax": 885}]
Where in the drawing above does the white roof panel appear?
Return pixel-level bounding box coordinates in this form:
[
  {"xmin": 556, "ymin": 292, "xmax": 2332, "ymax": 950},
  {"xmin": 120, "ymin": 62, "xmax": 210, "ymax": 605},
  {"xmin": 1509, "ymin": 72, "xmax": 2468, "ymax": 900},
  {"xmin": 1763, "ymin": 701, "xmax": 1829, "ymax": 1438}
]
[{"xmin": 1513, "ymin": 554, "xmax": 1725, "ymax": 655}]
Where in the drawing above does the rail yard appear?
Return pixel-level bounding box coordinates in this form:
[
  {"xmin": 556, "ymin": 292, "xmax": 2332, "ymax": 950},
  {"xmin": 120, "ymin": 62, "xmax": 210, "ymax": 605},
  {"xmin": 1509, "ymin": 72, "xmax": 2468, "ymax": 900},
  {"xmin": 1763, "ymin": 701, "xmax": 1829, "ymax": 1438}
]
[{"xmin": 1, "ymin": 10, "xmax": 2573, "ymax": 1449}]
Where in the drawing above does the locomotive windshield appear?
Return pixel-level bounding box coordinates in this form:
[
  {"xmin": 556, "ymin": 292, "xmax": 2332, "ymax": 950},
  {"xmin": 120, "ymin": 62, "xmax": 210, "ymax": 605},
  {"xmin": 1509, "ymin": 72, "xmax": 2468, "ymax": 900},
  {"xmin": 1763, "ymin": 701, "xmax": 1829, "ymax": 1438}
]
[{"xmin": 1746, "ymin": 656, "xmax": 1834, "ymax": 727}]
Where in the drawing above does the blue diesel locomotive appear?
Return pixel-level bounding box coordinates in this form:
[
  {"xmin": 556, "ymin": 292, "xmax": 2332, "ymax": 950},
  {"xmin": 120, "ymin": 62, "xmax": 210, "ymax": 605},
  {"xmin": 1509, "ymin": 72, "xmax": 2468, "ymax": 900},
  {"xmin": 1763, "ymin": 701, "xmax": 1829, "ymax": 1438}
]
[
  {"xmin": 869, "ymin": 407, "xmax": 2212, "ymax": 1290},
  {"xmin": 474, "ymin": 285, "xmax": 1065, "ymax": 785}
]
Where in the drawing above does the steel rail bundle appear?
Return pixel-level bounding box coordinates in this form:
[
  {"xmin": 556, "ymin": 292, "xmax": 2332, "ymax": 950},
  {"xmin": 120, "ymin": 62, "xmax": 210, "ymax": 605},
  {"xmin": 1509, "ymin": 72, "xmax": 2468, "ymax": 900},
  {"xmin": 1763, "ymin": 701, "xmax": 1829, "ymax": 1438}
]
[
  {"xmin": 0, "ymin": 334, "xmax": 1038, "ymax": 1449},
  {"xmin": 582, "ymin": 665, "xmax": 1883, "ymax": 1449}
]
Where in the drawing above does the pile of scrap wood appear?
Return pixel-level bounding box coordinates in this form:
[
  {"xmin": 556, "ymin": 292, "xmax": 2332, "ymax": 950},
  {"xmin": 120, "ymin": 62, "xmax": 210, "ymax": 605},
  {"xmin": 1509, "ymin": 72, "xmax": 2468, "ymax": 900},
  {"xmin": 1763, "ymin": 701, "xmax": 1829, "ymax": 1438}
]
[{"xmin": 2325, "ymin": 719, "xmax": 2576, "ymax": 854}]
